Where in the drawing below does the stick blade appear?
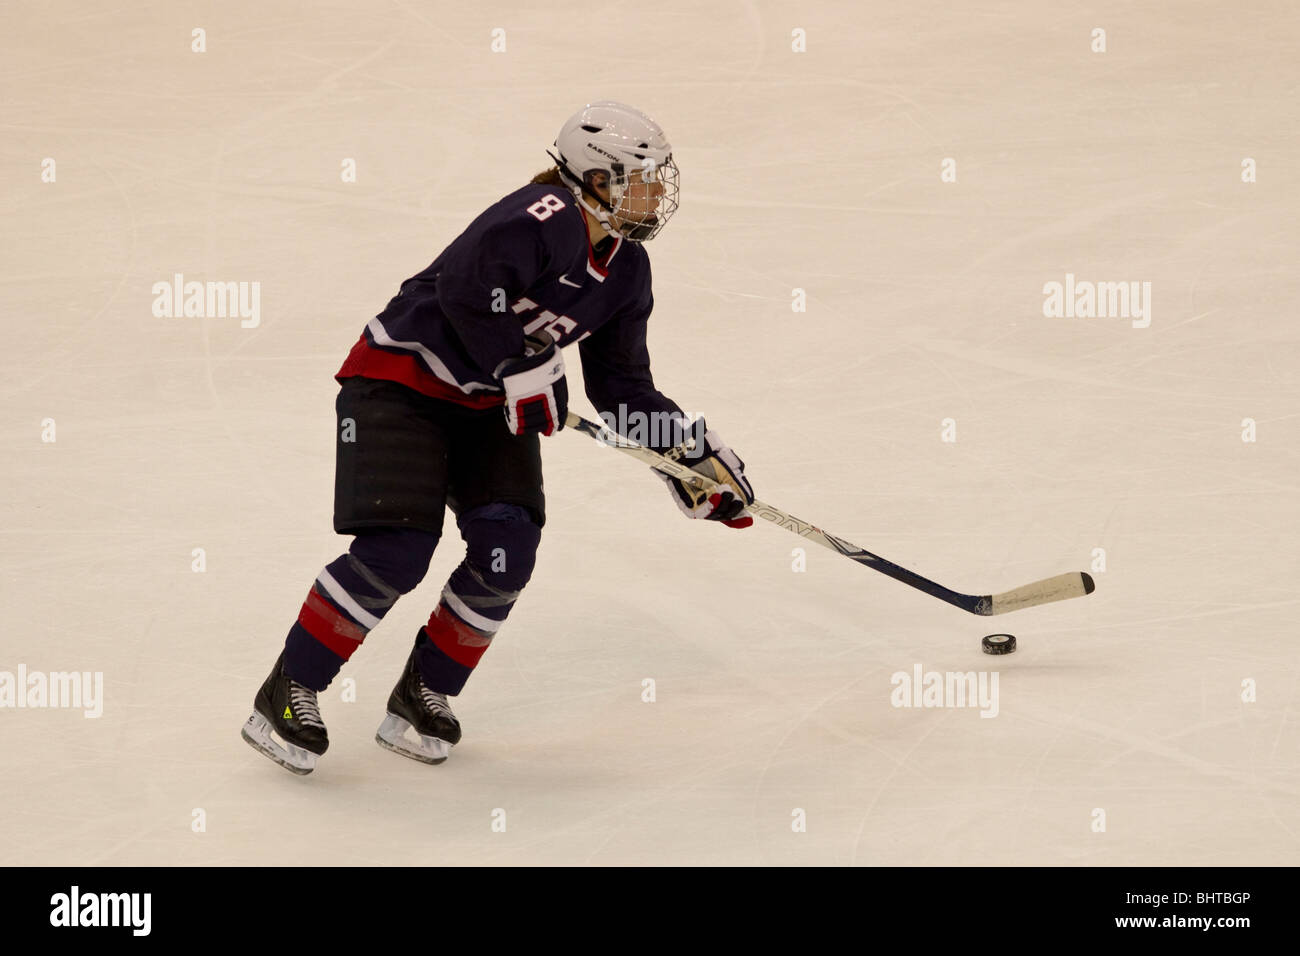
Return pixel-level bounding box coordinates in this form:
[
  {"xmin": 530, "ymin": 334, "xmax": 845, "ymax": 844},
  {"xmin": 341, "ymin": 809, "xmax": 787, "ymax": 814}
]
[{"xmin": 987, "ymin": 571, "xmax": 1095, "ymax": 615}]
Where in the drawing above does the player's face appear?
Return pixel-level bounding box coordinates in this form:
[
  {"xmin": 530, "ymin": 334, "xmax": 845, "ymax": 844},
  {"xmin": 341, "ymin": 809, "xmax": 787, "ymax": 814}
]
[
  {"xmin": 591, "ymin": 169, "xmax": 663, "ymax": 233},
  {"xmin": 613, "ymin": 168, "xmax": 663, "ymax": 226}
]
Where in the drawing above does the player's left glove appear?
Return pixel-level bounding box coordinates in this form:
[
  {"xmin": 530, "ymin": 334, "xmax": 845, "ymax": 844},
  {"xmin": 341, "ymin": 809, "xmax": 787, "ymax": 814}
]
[
  {"xmin": 497, "ymin": 331, "xmax": 568, "ymax": 437},
  {"xmin": 658, "ymin": 422, "xmax": 755, "ymax": 529}
]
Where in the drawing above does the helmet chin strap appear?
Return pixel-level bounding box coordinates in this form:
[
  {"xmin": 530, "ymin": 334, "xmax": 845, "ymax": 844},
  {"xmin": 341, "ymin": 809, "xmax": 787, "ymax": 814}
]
[
  {"xmin": 548, "ymin": 149, "xmax": 624, "ymax": 233},
  {"xmin": 576, "ymin": 193, "xmax": 619, "ymax": 237}
]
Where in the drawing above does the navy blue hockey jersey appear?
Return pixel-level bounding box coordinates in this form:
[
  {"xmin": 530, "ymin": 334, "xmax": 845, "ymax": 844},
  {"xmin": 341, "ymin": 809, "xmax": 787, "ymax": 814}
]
[{"xmin": 337, "ymin": 182, "xmax": 685, "ymax": 445}]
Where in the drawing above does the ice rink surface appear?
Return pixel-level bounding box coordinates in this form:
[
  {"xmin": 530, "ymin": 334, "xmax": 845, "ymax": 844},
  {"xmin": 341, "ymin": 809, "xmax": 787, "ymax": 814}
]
[{"xmin": 2, "ymin": 1, "xmax": 1297, "ymax": 866}]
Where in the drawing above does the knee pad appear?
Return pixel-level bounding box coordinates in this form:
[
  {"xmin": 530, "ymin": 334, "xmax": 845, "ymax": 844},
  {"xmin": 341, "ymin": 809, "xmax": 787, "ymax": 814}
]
[
  {"xmin": 456, "ymin": 503, "xmax": 541, "ymax": 593},
  {"xmin": 347, "ymin": 527, "xmax": 441, "ymax": 596}
]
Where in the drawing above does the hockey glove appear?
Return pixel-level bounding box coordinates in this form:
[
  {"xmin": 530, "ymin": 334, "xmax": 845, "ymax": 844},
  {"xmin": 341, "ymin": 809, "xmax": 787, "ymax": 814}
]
[
  {"xmin": 658, "ymin": 423, "xmax": 755, "ymax": 529},
  {"xmin": 497, "ymin": 332, "xmax": 568, "ymax": 436}
]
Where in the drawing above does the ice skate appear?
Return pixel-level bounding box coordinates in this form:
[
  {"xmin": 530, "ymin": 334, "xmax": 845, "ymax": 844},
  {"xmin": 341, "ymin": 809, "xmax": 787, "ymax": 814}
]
[
  {"xmin": 241, "ymin": 651, "xmax": 329, "ymax": 775},
  {"xmin": 375, "ymin": 632, "xmax": 462, "ymax": 765}
]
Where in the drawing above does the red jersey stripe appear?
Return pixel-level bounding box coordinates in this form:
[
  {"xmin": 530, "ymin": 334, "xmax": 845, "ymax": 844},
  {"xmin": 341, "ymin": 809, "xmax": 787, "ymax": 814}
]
[{"xmin": 336, "ymin": 335, "xmax": 505, "ymax": 409}]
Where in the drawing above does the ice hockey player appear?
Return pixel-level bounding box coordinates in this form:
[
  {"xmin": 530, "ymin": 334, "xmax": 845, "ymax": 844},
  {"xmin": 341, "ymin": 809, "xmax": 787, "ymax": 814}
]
[{"xmin": 241, "ymin": 100, "xmax": 756, "ymax": 774}]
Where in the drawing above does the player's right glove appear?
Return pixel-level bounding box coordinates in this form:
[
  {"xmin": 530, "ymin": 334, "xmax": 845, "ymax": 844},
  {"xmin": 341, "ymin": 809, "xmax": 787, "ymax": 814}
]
[
  {"xmin": 497, "ymin": 331, "xmax": 568, "ymax": 436},
  {"xmin": 658, "ymin": 422, "xmax": 755, "ymax": 529}
]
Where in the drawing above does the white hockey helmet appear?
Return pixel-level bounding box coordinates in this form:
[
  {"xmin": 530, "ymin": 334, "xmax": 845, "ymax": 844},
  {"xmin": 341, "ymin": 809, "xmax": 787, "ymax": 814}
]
[{"xmin": 548, "ymin": 100, "xmax": 679, "ymax": 241}]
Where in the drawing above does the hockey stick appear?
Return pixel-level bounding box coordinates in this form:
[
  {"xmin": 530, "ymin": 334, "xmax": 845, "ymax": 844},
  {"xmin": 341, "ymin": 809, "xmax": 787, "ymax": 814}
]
[{"xmin": 565, "ymin": 412, "xmax": 1095, "ymax": 616}]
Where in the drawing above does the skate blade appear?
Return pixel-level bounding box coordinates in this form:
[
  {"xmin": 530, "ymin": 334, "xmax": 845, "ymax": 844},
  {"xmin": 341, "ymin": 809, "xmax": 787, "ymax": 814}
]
[
  {"xmin": 375, "ymin": 713, "xmax": 452, "ymax": 765},
  {"xmin": 241, "ymin": 712, "xmax": 318, "ymax": 775}
]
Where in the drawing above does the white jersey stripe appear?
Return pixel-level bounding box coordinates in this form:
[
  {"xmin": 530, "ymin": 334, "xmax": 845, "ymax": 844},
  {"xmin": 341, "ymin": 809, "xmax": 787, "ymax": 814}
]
[
  {"xmin": 366, "ymin": 316, "xmax": 497, "ymax": 393},
  {"xmin": 605, "ymin": 235, "xmax": 624, "ymax": 266}
]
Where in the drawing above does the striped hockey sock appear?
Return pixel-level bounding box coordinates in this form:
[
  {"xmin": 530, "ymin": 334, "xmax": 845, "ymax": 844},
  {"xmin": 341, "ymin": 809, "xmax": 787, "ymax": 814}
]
[
  {"xmin": 414, "ymin": 504, "xmax": 540, "ymax": 694},
  {"xmin": 282, "ymin": 530, "xmax": 438, "ymax": 690}
]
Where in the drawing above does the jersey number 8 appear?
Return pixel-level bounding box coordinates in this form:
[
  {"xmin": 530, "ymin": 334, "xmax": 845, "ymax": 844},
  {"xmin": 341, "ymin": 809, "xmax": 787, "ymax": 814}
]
[{"xmin": 526, "ymin": 193, "xmax": 567, "ymax": 221}]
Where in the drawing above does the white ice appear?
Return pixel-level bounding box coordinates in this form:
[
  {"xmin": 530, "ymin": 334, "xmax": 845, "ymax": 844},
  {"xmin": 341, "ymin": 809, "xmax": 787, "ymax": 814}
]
[{"xmin": 1, "ymin": 1, "xmax": 1297, "ymax": 865}]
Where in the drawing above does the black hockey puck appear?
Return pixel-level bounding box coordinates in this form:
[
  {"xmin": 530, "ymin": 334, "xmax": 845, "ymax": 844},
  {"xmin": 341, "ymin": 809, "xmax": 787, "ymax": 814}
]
[{"xmin": 981, "ymin": 633, "xmax": 1016, "ymax": 655}]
